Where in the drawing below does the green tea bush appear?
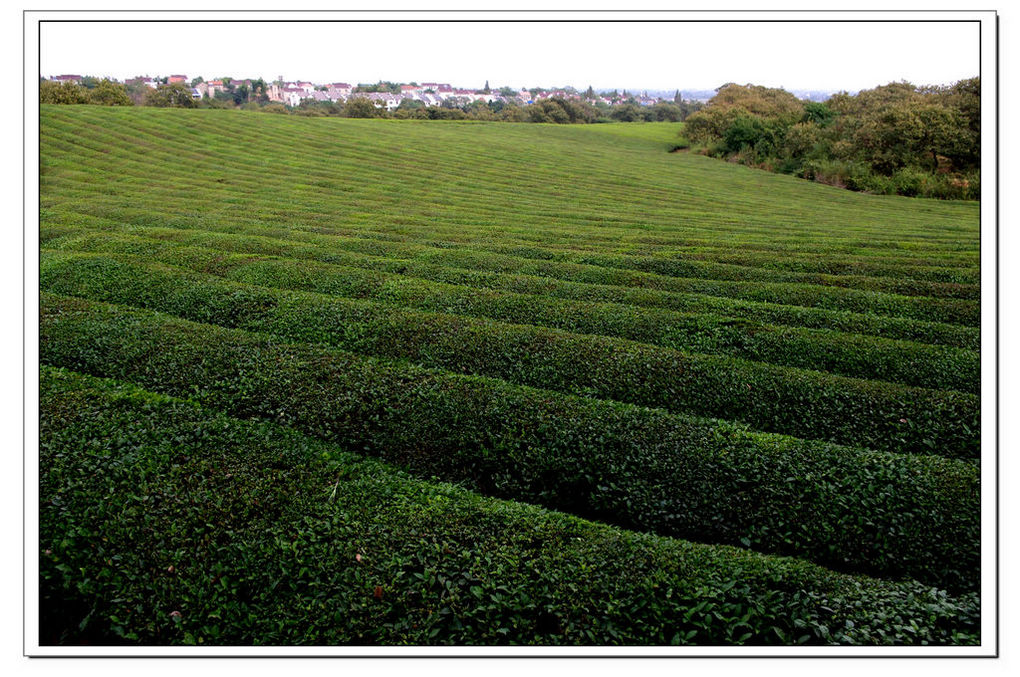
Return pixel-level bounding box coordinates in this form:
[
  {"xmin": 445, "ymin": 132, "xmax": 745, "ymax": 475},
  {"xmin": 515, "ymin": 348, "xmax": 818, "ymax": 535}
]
[
  {"xmin": 40, "ymin": 294, "xmax": 981, "ymax": 591},
  {"xmin": 41, "ymin": 210, "xmax": 980, "ymax": 327},
  {"xmin": 39, "ymin": 366, "xmax": 980, "ymax": 646},
  {"xmin": 44, "ymin": 230, "xmax": 981, "ymax": 349},
  {"xmin": 41, "ymin": 254, "xmax": 981, "ymax": 443}
]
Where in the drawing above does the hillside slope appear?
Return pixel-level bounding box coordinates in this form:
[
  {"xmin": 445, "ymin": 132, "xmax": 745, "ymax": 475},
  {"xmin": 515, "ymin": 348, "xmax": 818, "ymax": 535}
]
[{"xmin": 38, "ymin": 106, "xmax": 982, "ymax": 646}]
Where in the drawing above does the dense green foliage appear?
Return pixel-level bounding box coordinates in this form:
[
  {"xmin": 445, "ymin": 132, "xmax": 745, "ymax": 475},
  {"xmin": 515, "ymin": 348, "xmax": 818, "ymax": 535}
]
[
  {"xmin": 41, "ymin": 254, "xmax": 980, "ymax": 450},
  {"xmin": 685, "ymin": 80, "xmax": 980, "ymax": 199},
  {"xmin": 143, "ymin": 82, "xmax": 198, "ymax": 108},
  {"xmin": 41, "ymin": 250, "xmax": 981, "ymax": 393},
  {"xmin": 40, "ymin": 79, "xmax": 132, "ymax": 106},
  {"xmin": 39, "ymin": 367, "xmax": 979, "ymax": 646},
  {"xmin": 40, "ymin": 293, "xmax": 980, "ymax": 591},
  {"xmin": 39, "ymin": 106, "xmax": 982, "ymax": 645}
]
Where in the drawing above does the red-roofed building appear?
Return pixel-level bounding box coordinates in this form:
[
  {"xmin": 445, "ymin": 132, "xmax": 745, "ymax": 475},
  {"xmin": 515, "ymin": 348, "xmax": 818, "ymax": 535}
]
[{"xmin": 168, "ymin": 74, "xmax": 187, "ymax": 84}]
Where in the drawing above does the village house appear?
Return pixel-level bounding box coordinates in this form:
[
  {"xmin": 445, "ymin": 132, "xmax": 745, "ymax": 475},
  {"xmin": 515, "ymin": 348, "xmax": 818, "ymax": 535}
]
[
  {"xmin": 363, "ymin": 92, "xmax": 402, "ymax": 110},
  {"xmin": 167, "ymin": 74, "xmax": 188, "ymax": 84},
  {"xmin": 282, "ymin": 87, "xmax": 306, "ymax": 106}
]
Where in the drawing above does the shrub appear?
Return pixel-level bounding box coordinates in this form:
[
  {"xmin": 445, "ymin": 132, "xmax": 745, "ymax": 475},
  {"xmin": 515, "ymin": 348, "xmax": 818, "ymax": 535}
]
[
  {"xmin": 43, "ymin": 229, "xmax": 981, "ymax": 349},
  {"xmin": 41, "ymin": 253, "xmax": 981, "ymax": 399},
  {"xmin": 39, "ymin": 293, "xmax": 982, "ymax": 591},
  {"xmin": 39, "ymin": 366, "xmax": 980, "ymax": 646}
]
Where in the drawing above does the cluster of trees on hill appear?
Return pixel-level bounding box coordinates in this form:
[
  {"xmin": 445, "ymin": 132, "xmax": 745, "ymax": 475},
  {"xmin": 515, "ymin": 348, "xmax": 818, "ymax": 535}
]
[
  {"xmin": 40, "ymin": 79, "xmax": 133, "ymax": 106},
  {"xmin": 683, "ymin": 79, "xmax": 980, "ymax": 200},
  {"xmin": 274, "ymin": 95, "xmax": 702, "ymax": 124}
]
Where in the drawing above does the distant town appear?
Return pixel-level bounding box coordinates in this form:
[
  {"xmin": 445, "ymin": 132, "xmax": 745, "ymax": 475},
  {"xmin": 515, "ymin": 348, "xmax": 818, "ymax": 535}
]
[
  {"xmin": 45, "ymin": 73, "xmax": 839, "ymax": 109},
  {"xmin": 46, "ymin": 73, "xmax": 715, "ymax": 108}
]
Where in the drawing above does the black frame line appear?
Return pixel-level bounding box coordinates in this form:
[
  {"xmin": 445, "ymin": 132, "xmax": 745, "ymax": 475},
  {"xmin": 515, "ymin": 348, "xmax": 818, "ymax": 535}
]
[{"xmin": 26, "ymin": 10, "xmax": 1000, "ymax": 660}]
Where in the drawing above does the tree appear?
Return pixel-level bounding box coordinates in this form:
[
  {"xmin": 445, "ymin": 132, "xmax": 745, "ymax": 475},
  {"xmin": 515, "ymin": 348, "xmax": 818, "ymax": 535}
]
[
  {"xmin": 931, "ymin": 77, "xmax": 980, "ymax": 168},
  {"xmin": 525, "ymin": 98, "xmax": 596, "ymax": 124},
  {"xmin": 684, "ymin": 83, "xmax": 804, "ymax": 143},
  {"xmin": 499, "ymin": 105, "xmax": 529, "ymax": 123},
  {"xmin": 191, "ymin": 76, "xmax": 205, "ymax": 87},
  {"xmin": 585, "ymin": 85, "xmax": 595, "ymax": 99},
  {"xmin": 232, "ymin": 83, "xmax": 250, "ymax": 105},
  {"xmin": 802, "ymin": 101, "xmax": 835, "ymax": 126},
  {"xmin": 123, "ymin": 80, "xmax": 150, "ymax": 106},
  {"xmin": 39, "ymin": 80, "xmax": 90, "ymax": 104},
  {"xmin": 343, "ymin": 97, "xmax": 380, "ymax": 118},
  {"xmin": 466, "ymin": 100, "xmax": 496, "ymax": 120},
  {"xmin": 483, "ymin": 80, "xmax": 490, "ymax": 94},
  {"xmin": 251, "ymin": 78, "xmax": 271, "ymax": 103},
  {"xmin": 722, "ymin": 115, "xmax": 786, "ymax": 157},
  {"xmin": 143, "ymin": 83, "xmax": 196, "ymax": 108},
  {"xmin": 679, "ymin": 77, "xmax": 980, "ymax": 198},
  {"xmin": 609, "ymin": 103, "xmax": 644, "ymax": 122},
  {"xmin": 89, "ymin": 79, "xmax": 133, "ymax": 106},
  {"xmin": 649, "ymin": 102, "xmax": 683, "ymax": 122}
]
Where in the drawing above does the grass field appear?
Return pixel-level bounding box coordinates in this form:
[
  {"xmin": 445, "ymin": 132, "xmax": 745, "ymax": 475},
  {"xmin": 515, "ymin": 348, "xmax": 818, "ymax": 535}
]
[{"xmin": 38, "ymin": 106, "xmax": 982, "ymax": 646}]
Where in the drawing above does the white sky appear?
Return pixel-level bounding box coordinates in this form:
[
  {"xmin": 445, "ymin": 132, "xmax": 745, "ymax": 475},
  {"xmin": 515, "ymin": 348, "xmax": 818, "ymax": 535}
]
[{"xmin": 39, "ymin": 19, "xmax": 980, "ymax": 93}]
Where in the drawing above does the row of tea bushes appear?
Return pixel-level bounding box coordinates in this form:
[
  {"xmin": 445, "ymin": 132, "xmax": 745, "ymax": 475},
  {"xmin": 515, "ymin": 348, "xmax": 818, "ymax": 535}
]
[
  {"xmin": 40, "ymin": 251, "xmax": 979, "ymax": 396},
  {"xmin": 40, "ymin": 293, "xmax": 981, "ymax": 591},
  {"xmin": 40, "ymin": 214, "xmax": 980, "ymax": 327},
  {"xmin": 40, "ymin": 253, "xmax": 981, "ymax": 457},
  {"xmin": 43, "ymin": 227, "xmax": 981, "ymax": 350},
  {"xmin": 39, "ymin": 366, "xmax": 980, "ymax": 646}
]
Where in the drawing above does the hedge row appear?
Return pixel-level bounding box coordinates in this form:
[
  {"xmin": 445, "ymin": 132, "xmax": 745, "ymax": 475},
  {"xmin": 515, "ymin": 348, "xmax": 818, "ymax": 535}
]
[
  {"xmin": 41, "ymin": 217, "xmax": 980, "ymax": 327},
  {"xmin": 39, "ymin": 197, "xmax": 979, "ymax": 299},
  {"xmin": 40, "ymin": 253, "xmax": 981, "ymax": 454},
  {"xmin": 639, "ymin": 248, "xmax": 979, "ymax": 284},
  {"xmin": 41, "ymin": 200, "xmax": 980, "ymax": 278},
  {"xmin": 40, "ymin": 252, "xmax": 980, "ymax": 396},
  {"xmin": 474, "ymin": 243, "xmax": 980, "ymax": 300},
  {"xmin": 40, "ymin": 293, "xmax": 981, "ymax": 591},
  {"xmin": 43, "ymin": 228, "xmax": 982, "ymax": 350},
  {"xmin": 223, "ymin": 257, "xmax": 980, "ymax": 395},
  {"xmin": 410, "ymin": 246, "xmax": 980, "ymax": 324},
  {"xmin": 39, "ymin": 366, "xmax": 980, "ymax": 646}
]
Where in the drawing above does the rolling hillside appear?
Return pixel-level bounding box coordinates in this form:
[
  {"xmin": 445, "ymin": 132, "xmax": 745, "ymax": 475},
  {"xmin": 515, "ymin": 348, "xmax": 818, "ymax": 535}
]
[{"xmin": 38, "ymin": 106, "xmax": 981, "ymax": 646}]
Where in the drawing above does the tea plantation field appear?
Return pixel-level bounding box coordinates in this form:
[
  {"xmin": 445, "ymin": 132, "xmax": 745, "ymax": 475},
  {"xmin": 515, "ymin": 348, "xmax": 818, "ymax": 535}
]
[{"xmin": 38, "ymin": 105, "xmax": 982, "ymax": 646}]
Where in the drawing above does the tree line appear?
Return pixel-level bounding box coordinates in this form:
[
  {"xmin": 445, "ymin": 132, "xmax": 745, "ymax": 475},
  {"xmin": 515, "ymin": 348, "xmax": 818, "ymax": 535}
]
[
  {"xmin": 40, "ymin": 78, "xmax": 704, "ymax": 125},
  {"xmin": 682, "ymin": 79, "xmax": 980, "ymax": 200}
]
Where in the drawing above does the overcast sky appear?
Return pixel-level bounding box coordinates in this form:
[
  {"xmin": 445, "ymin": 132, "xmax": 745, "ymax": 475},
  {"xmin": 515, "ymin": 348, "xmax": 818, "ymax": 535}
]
[{"xmin": 39, "ymin": 20, "xmax": 980, "ymax": 93}]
